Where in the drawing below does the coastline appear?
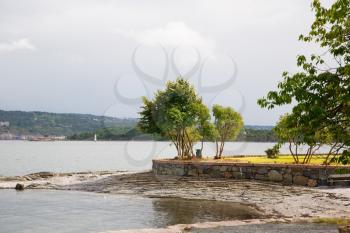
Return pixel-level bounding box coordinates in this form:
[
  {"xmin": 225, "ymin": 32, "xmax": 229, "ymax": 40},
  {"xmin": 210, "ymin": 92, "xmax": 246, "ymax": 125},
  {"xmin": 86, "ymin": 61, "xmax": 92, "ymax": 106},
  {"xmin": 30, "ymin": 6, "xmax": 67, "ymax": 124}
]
[
  {"xmin": 1, "ymin": 170, "xmax": 349, "ymax": 220},
  {"xmin": 98, "ymin": 220, "xmax": 339, "ymax": 233}
]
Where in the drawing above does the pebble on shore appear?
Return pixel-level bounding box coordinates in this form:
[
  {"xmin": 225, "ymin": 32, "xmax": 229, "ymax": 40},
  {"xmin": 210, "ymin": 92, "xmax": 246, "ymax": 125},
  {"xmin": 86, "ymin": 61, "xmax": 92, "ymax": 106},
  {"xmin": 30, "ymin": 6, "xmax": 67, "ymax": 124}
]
[{"xmin": 15, "ymin": 183, "xmax": 24, "ymax": 191}]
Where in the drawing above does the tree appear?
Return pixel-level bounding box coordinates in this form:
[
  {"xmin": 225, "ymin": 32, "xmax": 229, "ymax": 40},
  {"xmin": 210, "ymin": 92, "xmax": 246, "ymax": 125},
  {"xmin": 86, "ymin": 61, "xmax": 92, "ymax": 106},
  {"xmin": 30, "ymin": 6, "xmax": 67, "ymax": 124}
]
[
  {"xmin": 212, "ymin": 105, "xmax": 243, "ymax": 159},
  {"xmin": 258, "ymin": 0, "xmax": 350, "ymax": 163},
  {"xmin": 197, "ymin": 104, "xmax": 217, "ymax": 152},
  {"xmin": 274, "ymin": 113, "xmax": 338, "ymax": 164},
  {"xmin": 138, "ymin": 77, "xmax": 209, "ymax": 159},
  {"xmin": 273, "ymin": 113, "xmax": 322, "ymax": 164},
  {"xmin": 273, "ymin": 114, "xmax": 303, "ymax": 163}
]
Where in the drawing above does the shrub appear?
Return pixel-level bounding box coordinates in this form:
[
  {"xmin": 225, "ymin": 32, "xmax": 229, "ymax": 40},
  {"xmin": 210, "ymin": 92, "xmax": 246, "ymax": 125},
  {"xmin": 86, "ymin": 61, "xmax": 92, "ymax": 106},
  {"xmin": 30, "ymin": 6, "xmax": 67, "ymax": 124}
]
[
  {"xmin": 265, "ymin": 144, "xmax": 280, "ymax": 158},
  {"xmin": 330, "ymin": 150, "xmax": 350, "ymax": 165}
]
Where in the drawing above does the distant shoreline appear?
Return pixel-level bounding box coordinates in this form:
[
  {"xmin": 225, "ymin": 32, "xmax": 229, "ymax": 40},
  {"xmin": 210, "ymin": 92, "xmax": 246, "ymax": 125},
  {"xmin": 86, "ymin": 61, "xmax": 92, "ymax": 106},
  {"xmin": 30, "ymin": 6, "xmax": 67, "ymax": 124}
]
[{"xmin": 0, "ymin": 139, "xmax": 278, "ymax": 143}]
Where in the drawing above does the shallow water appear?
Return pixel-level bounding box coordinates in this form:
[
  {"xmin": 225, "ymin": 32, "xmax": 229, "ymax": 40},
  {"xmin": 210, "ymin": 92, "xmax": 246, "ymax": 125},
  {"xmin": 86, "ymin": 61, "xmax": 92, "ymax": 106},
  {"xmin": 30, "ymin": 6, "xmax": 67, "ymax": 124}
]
[
  {"xmin": 0, "ymin": 141, "xmax": 278, "ymax": 176},
  {"xmin": 0, "ymin": 141, "xmax": 330, "ymax": 176},
  {"xmin": 0, "ymin": 190, "xmax": 261, "ymax": 233}
]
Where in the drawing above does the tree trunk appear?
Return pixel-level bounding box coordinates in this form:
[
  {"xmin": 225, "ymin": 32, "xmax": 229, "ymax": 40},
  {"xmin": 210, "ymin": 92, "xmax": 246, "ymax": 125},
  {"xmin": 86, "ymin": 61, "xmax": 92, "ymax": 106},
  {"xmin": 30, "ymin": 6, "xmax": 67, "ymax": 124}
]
[
  {"xmin": 215, "ymin": 140, "xmax": 219, "ymax": 159},
  {"xmin": 289, "ymin": 142, "xmax": 298, "ymax": 163}
]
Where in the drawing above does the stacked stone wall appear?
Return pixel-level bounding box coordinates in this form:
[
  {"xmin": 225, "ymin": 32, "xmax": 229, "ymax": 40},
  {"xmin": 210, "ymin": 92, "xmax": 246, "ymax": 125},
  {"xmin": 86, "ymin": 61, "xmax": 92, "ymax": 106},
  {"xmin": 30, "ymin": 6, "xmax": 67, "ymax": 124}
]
[{"xmin": 153, "ymin": 160, "xmax": 350, "ymax": 186}]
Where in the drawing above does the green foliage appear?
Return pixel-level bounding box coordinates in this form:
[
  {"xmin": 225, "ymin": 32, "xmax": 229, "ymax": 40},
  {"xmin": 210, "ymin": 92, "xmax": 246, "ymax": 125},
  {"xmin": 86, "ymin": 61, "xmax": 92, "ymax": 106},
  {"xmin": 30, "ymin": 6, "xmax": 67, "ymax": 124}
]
[
  {"xmin": 138, "ymin": 77, "xmax": 209, "ymax": 159},
  {"xmin": 68, "ymin": 126, "xmax": 139, "ymax": 140},
  {"xmin": 0, "ymin": 110, "xmax": 136, "ymax": 136},
  {"xmin": 273, "ymin": 114, "xmax": 335, "ymax": 164},
  {"xmin": 334, "ymin": 167, "xmax": 350, "ymax": 174},
  {"xmin": 331, "ymin": 150, "xmax": 350, "ymax": 165},
  {"xmin": 236, "ymin": 128, "xmax": 277, "ymax": 142},
  {"xmin": 68, "ymin": 125, "xmax": 276, "ymax": 142},
  {"xmin": 213, "ymin": 104, "xmax": 243, "ymax": 158},
  {"xmin": 197, "ymin": 104, "xmax": 217, "ymax": 151},
  {"xmin": 258, "ymin": 0, "xmax": 350, "ymax": 162},
  {"xmin": 265, "ymin": 144, "xmax": 280, "ymax": 158},
  {"xmin": 1, "ymin": 109, "xmax": 273, "ymax": 142},
  {"xmin": 273, "ymin": 114, "xmax": 303, "ymax": 148}
]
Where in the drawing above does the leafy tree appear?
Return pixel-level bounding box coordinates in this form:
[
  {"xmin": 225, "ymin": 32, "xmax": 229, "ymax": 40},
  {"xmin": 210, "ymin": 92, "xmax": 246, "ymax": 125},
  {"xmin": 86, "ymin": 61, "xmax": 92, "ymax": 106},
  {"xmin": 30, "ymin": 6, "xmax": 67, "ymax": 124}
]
[
  {"xmin": 273, "ymin": 114, "xmax": 304, "ymax": 163},
  {"xmin": 258, "ymin": 0, "xmax": 350, "ymax": 163},
  {"xmin": 138, "ymin": 78, "xmax": 209, "ymax": 159},
  {"xmin": 197, "ymin": 104, "xmax": 217, "ymax": 152},
  {"xmin": 274, "ymin": 114, "xmax": 336, "ymax": 164},
  {"xmin": 212, "ymin": 105, "xmax": 243, "ymax": 159}
]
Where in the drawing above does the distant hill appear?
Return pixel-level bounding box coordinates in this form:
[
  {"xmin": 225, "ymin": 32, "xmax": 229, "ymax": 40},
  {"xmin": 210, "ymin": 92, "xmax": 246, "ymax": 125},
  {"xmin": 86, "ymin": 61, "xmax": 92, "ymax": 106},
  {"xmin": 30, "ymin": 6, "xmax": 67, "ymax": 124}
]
[
  {"xmin": 0, "ymin": 110, "xmax": 137, "ymax": 136},
  {"xmin": 244, "ymin": 125, "xmax": 274, "ymax": 130},
  {"xmin": 0, "ymin": 109, "xmax": 276, "ymax": 142}
]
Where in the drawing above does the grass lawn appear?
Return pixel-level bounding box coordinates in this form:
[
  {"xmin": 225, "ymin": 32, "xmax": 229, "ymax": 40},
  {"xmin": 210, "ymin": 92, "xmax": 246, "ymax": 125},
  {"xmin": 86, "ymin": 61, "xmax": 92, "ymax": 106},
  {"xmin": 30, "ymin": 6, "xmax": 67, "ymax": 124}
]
[{"xmin": 216, "ymin": 155, "xmax": 334, "ymax": 165}]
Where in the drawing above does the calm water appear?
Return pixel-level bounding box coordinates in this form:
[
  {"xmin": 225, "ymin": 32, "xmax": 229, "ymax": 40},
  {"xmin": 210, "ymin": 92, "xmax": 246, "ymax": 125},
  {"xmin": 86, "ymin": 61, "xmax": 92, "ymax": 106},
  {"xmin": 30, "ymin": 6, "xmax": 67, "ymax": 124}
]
[
  {"xmin": 0, "ymin": 140, "xmax": 332, "ymax": 176},
  {"xmin": 0, "ymin": 190, "xmax": 260, "ymax": 233},
  {"xmin": 0, "ymin": 141, "xmax": 333, "ymax": 232},
  {"xmin": 0, "ymin": 141, "xmax": 281, "ymax": 176}
]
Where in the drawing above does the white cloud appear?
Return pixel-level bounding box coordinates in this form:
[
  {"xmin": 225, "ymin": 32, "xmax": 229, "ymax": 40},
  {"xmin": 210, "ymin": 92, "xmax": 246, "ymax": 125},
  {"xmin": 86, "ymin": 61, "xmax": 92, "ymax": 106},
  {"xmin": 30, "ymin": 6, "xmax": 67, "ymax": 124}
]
[
  {"xmin": 115, "ymin": 22, "xmax": 216, "ymax": 52},
  {"xmin": 0, "ymin": 38, "xmax": 36, "ymax": 52}
]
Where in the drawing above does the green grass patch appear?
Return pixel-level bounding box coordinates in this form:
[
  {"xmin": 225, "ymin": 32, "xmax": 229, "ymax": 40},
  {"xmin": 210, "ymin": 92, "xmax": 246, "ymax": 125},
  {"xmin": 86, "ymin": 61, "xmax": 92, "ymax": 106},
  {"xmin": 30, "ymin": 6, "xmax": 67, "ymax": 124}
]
[
  {"xmin": 221, "ymin": 155, "xmax": 334, "ymax": 165},
  {"xmin": 313, "ymin": 217, "xmax": 350, "ymax": 226}
]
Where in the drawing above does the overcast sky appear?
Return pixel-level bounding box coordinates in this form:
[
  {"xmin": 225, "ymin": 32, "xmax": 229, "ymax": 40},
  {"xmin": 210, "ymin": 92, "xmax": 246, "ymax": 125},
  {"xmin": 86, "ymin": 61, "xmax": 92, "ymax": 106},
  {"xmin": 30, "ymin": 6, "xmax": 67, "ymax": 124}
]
[{"xmin": 0, "ymin": 0, "xmax": 331, "ymax": 125}]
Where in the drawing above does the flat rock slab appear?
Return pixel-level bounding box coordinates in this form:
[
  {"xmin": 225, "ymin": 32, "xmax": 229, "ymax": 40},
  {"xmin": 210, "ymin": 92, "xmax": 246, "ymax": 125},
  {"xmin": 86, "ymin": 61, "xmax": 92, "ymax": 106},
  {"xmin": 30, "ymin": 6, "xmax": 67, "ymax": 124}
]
[
  {"xmin": 191, "ymin": 223, "xmax": 338, "ymax": 233},
  {"xmin": 2, "ymin": 171, "xmax": 350, "ymax": 220}
]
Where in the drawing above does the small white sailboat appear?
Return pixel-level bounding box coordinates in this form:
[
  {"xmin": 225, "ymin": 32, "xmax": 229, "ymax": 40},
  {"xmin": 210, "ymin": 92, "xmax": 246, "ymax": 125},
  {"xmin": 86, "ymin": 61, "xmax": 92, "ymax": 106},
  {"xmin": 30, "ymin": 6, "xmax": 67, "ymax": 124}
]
[{"xmin": 94, "ymin": 134, "xmax": 97, "ymax": 142}]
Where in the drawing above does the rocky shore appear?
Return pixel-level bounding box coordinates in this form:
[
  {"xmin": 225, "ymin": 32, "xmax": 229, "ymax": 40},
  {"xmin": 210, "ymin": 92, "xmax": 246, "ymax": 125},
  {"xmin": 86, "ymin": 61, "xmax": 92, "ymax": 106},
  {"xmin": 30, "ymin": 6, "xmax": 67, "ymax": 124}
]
[
  {"xmin": 0, "ymin": 171, "xmax": 128, "ymax": 189},
  {"xmin": 1, "ymin": 170, "xmax": 349, "ymax": 221}
]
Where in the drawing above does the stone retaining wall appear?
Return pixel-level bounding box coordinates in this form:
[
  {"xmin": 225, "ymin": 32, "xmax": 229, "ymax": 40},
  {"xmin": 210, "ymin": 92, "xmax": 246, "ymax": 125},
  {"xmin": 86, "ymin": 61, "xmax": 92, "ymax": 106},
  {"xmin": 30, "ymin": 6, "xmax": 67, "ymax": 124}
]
[{"xmin": 152, "ymin": 160, "xmax": 350, "ymax": 186}]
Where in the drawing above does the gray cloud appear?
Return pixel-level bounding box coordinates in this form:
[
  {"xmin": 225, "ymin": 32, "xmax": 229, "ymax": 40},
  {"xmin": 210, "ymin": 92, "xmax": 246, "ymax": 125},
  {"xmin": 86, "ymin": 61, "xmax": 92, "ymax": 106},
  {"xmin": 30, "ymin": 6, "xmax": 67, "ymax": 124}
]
[{"xmin": 0, "ymin": 0, "xmax": 331, "ymax": 125}]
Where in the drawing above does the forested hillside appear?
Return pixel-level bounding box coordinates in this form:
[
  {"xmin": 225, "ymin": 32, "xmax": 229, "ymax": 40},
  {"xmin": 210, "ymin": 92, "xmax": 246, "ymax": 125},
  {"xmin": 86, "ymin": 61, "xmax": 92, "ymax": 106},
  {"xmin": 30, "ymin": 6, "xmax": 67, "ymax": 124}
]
[
  {"xmin": 0, "ymin": 110, "xmax": 276, "ymax": 141},
  {"xmin": 68, "ymin": 126, "xmax": 277, "ymax": 142},
  {"xmin": 0, "ymin": 110, "xmax": 137, "ymax": 136}
]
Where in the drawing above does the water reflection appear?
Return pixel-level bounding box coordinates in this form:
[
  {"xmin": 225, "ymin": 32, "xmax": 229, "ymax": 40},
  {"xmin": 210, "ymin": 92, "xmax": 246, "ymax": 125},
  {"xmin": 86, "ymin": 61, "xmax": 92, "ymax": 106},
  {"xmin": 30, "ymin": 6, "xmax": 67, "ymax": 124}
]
[
  {"xmin": 0, "ymin": 190, "xmax": 261, "ymax": 233},
  {"xmin": 151, "ymin": 198, "xmax": 261, "ymax": 227}
]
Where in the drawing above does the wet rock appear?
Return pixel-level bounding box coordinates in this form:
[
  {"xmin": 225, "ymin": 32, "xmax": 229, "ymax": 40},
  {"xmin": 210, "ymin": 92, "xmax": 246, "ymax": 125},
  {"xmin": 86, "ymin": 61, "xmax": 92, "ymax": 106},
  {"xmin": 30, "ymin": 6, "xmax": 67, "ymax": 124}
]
[
  {"xmin": 26, "ymin": 183, "xmax": 40, "ymax": 189},
  {"xmin": 0, "ymin": 176, "xmax": 18, "ymax": 182},
  {"xmin": 36, "ymin": 172, "xmax": 55, "ymax": 178},
  {"xmin": 183, "ymin": 226, "xmax": 193, "ymax": 231},
  {"xmin": 268, "ymin": 170, "xmax": 283, "ymax": 182},
  {"xmin": 23, "ymin": 176, "xmax": 33, "ymax": 181},
  {"xmin": 293, "ymin": 175, "xmax": 309, "ymax": 186},
  {"xmin": 26, "ymin": 172, "xmax": 55, "ymax": 180},
  {"xmin": 15, "ymin": 183, "xmax": 24, "ymax": 191}
]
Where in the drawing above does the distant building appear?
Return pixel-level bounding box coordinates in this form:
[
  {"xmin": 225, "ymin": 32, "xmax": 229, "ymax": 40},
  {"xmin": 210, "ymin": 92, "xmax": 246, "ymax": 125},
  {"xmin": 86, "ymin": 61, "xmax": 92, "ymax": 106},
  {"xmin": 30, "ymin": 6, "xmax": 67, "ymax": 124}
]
[
  {"xmin": 0, "ymin": 121, "xmax": 10, "ymax": 128},
  {"xmin": 26, "ymin": 135, "xmax": 66, "ymax": 141},
  {"xmin": 0, "ymin": 133, "xmax": 15, "ymax": 140}
]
